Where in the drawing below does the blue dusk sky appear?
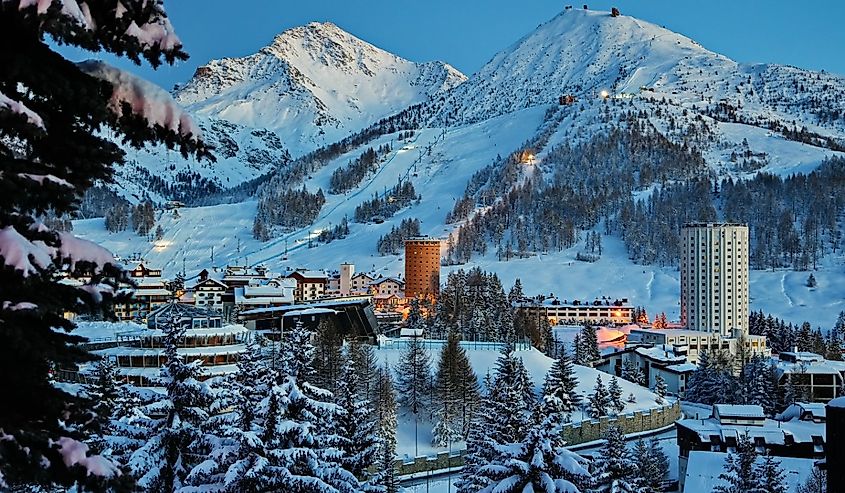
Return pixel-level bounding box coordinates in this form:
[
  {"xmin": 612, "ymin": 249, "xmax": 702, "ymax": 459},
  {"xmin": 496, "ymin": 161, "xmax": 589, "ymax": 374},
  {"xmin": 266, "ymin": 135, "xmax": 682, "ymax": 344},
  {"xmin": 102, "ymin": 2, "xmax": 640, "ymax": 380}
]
[{"xmin": 60, "ymin": 1, "xmax": 845, "ymax": 89}]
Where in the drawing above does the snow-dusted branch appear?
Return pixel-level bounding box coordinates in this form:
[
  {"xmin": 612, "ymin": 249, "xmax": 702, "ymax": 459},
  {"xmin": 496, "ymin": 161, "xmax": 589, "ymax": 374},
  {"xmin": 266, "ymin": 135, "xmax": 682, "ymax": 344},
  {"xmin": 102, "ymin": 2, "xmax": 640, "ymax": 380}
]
[
  {"xmin": 79, "ymin": 60, "xmax": 201, "ymax": 141},
  {"xmin": 0, "ymin": 90, "xmax": 45, "ymax": 129}
]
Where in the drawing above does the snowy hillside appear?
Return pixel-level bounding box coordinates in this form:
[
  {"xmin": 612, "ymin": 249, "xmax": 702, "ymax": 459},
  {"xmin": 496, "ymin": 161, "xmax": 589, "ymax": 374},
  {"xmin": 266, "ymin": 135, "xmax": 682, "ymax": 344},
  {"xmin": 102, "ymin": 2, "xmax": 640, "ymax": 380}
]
[
  {"xmin": 175, "ymin": 22, "xmax": 466, "ymax": 155},
  {"xmin": 74, "ymin": 8, "xmax": 845, "ymax": 329}
]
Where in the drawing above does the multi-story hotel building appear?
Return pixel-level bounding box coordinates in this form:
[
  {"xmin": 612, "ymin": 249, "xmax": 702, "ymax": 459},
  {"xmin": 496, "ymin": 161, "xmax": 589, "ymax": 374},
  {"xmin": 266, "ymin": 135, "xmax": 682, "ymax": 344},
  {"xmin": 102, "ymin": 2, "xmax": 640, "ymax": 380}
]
[
  {"xmin": 404, "ymin": 237, "xmax": 441, "ymax": 300},
  {"xmin": 680, "ymin": 223, "xmax": 749, "ymax": 337}
]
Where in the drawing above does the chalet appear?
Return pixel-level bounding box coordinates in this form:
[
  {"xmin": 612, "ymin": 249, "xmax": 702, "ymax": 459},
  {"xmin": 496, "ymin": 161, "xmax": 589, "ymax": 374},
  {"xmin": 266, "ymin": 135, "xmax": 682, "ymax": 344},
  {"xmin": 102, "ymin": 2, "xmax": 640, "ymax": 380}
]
[
  {"xmin": 221, "ymin": 264, "xmax": 271, "ymax": 288},
  {"xmin": 234, "ymin": 278, "xmax": 296, "ymax": 310},
  {"xmin": 193, "ymin": 277, "xmax": 228, "ymax": 313},
  {"xmin": 350, "ymin": 272, "xmax": 375, "ymax": 294},
  {"xmin": 287, "ymin": 269, "xmax": 328, "ymax": 301},
  {"xmin": 370, "ymin": 277, "xmax": 404, "ymax": 296},
  {"xmin": 128, "ymin": 262, "xmax": 162, "ymax": 278},
  {"xmin": 596, "ymin": 343, "xmax": 694, "ymax": 395},
  {"xmin": 113, "ymin": 275, "xmax": 172, "ymax": 321},
  {"xmin": 373, "ymin": 293, "xmax": 402, "ymax": 312}
]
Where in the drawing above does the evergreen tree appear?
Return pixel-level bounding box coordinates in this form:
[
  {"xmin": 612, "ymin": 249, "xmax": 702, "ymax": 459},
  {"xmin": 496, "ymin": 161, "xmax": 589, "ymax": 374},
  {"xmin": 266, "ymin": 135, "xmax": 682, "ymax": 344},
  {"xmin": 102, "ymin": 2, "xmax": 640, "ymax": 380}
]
[
  {"xmin": 432, "ymin": 331, "xmax": 480, "ymax": 446},
  {"xmin": 312, "ymin": 317, "xmax": 345, "ymax": 394},
  {"xmin": 540, "ymin": 315, "xmax": 555, "ymax": 356},
  {"xmin": 508, "ymin": 278, "xmax": 525, "ymax": 304},
  {"xmin": 395, "ymin": 335, "xmax": 432, "ymax": 441},
  {"xmin": 608, "ymin": 376, "xmax": 625, "ymax": 413},
  {"xmin": 578, "ymin": 324, "xmax": 600, "ymax": 364},
  {"xmin": 349, "ymin": 338, "xmax": 380, "ymax": 407},
  {"xmin": 796, "ymin": 468, "xmax": 827, "ymax": 493},
  {"xmin": 334, "ymin": 356, "xmax": 380, "ymax": 483},
  {"xmin": 653, "ymin": 375, "xmax": 667, "ymax": 405},
  {"xmin": 0, "ymin": 0, "xmax": 210, "ymax": 487},
  {"xmin": 621, "ymin": 360, "xmax": 645, "ymax": 386},
  {"xmin": 632, "ymin": 439, "xmax": 669, "ymax": 493},
  {"xmin": 373, "ymin": 365, "xmax": 399, "ymax": 493},
  {"xmin": 129, "ymin": 316, "xmax": 213, "ymax": 492},
  {"xmin": 539, "ymin": 350, "xmax": 581, "ymax": 425},
  {"xmin": 754, "ymin": 455, "xmax": 787, "ymax": 493},
  {"xmin": 806, "ymin": 273, "xmax": 817, "ymax": 288},
  {"xmin": 714, "ymin": 433, "xmax": 758, "ymax": 493},
  {"xmin": 473, "ymin": 410, "xmax": 591, "ymax": 493},
  {"xmin": 591, "ymin": 425, "xmax": 640, "ymax": 493},
  {"xmin": 589, "ymin": 375, "xmax": 610, "ymax": 418}
]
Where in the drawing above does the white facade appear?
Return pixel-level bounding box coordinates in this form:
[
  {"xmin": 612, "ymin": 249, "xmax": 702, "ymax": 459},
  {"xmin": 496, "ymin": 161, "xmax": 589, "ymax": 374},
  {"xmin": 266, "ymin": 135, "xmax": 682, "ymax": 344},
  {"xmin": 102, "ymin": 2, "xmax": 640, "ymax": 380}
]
[
  {"xmin": 681, "ymin": 223, "xmax": 749, "ymax": 337},
  {"xmin": 340, "ymin": 263, "xmax": 354, "ymax": 296}
]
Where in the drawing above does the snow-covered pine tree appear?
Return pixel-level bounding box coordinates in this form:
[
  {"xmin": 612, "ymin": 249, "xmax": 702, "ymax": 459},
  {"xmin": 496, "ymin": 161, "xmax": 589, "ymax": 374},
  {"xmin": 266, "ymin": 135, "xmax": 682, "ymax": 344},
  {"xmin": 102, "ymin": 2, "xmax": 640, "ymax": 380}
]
[
  {"xmin": 334, "ymin": 356, "xmax": 380, "ymax": 483},
  {"xmin": 349, "ymin": 337, "xmax": 381, "ymax": 408},
  {"xmin": 591, "ymin": 425, "xmax": 640, "ymax": 493},
  {"xmin": 473, "ymin": 409, "xmax": 591, "ymax": 493},
  {"xmin": 539, "ymin": 350, "xmax": 581, "ymax": 426},
  {"xmin": 608, "ymin": 376, "xmax": 625, "ymax": 413},
  {"xmin": 129, "ymin": 315, "xmax": 213, "ymax": 491},
  {"xmin": 508, "ymin": 278, "xmax": 524, "ymax": 304},
  {"xmin": 540, "ymin": 315, "xmax": 555, "ymax": 356},
  {"xmin": 653, "ymin": 375, "xmax": 667, "ymax": 405},
  {"xmin": 312, "ymin": 317, "xmax": 345, "ymax": 394},
  {"xmin": 578, "ymin": 324, "xmax": 600, "ymax": 364},
  {"xmin": 588, "ymin": 375, "xmax": 610, "ymax": 418},
  {"xmin": 395, "ymin": 334, "xmax": 432, "ymax": 423},
  {"xmin": 208, "ymin": 337, "xmax": 276, "ymax": 492},
  {"xmin": 0, "ymin": 0, "xmax": 211, "ymax": 487},
  {"xmin": 754, "ymin": 455, "xmax": 787, "ymax": 493},
  {"xmin": 457, "ymin": 375, "xmax": 499, "ymax": 493},
  {"xmin": 432, "ymin": 331, "xmax": 480, "ymax": 446},
  {"xmin": 621, "ymin": 360, "xmax": 645, "ymax": 386},
  {"xmin": 258, "ymin": 321, "xmax": 362, "ymax": 492},
  {"xmin": 573, "ymin": 333, "xmax": 585, "ymax": 365},
  {"xmin": 83, "ymin": 357, "xmax": 122, "ymax": 452},
  {"xmin": 714, "ymin": 433, "xmax": 758, "ymax": 493},
  {"xmin": 459, "ymin": 353, "xmax": 535, "ymax": 493},
  {"xmin": 632, "ymin": 438, "xmax": 669, "ymax": 493},
  {"xmin": 373, "ymin": 365, "xmax": 399, "ymax": 493}
]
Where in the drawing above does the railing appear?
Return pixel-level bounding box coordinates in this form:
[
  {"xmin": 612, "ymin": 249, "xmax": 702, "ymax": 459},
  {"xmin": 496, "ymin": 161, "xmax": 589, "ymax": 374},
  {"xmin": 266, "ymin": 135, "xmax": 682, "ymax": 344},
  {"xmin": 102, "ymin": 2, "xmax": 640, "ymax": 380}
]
[
  {"xmin": 394, "ymin": 400, "xmax": 682, "ymax": 478},
  {"xmin": 378, "ymin": 338, "xmax": 532, "ymax": 352}
]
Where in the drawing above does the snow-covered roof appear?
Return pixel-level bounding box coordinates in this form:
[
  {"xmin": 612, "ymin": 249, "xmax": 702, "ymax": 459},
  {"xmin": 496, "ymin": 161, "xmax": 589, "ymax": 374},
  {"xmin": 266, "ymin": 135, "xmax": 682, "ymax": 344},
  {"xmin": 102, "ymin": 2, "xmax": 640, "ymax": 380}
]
[
  {"xmin": 370, "ymin": 277, "xmax": 404, "ymax": 286},
  {"xmin": 774, "ymin": 357, "xmax": 843, "ymax": 377},
  {"xmin": 683, "ymin": 451, "xmax": 816, "ymax": 493},
  {"xmin": 663, "ymin": 363, "xmax": 697, "ymax": 373},
  {"xmin": 714, "ymin": 404, "xmax": 766, "ymax": 419},
  {"xmin": 94, "ymin": 343, "xmax": 246, "ymax": 358},
  {"xmin": 828, "ymin": 397, "xmax": 845, "ymax": 409},
  {"xmin": 634, "ymin": 344, "xmax": 686, "ymax": 364},
  {"xmin": 677, "ymin": 414, "xmax": 825, "ymax": 445},
  {"xmin": 776, "ymin": 403, "xmax": 827, "ymax": 422},
  {"xmin": 285, "ymin": 308, "xmax": 337, "ymax": 317},
  {"xmin": 287, "ymin": 269, "xmax": 328, "ymax": 280},
  {"xmin": 400, "ymin": 328, "xmax": 424, "ymax": 337},
  {"xmin": 239, "ymin": 298, "xmax": 369, "ymax": 316},
  {"xmin": 234, "ymin": 286, "xmax": 294, "ymax": 305}
]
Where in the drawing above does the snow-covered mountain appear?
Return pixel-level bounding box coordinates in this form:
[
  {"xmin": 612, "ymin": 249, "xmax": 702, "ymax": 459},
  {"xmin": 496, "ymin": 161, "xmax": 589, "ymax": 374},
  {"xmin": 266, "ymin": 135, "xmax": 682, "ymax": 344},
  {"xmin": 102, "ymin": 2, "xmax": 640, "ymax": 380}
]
[
  {"xmin": 77, "ymin": 8, "xmax": 845, "ymax": 328},
  {"xmin": 97, "ymin": 22, "xmax": 464, "ymax": 205},
  {"xmin": 435, "ymin": 7, "xmax": 845, "ymax": 140},
  {"xmin": 174, "ymin": 21, "xmax": 466, "ymax": 155}
]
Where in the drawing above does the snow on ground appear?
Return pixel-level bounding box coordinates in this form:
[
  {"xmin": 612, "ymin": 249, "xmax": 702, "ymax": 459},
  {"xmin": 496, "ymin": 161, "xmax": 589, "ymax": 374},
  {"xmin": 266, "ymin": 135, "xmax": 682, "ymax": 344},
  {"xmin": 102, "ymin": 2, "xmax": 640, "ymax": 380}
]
[{"xmin": 374, "ymin": 344, "xmax": 662, "ymax": 459}]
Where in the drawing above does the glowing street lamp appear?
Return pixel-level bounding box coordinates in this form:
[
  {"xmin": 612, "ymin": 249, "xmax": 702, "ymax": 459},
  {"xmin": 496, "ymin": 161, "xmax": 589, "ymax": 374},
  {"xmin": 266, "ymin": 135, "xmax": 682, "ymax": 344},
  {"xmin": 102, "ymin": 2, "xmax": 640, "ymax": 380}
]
[{"xmin": 599, "ymin": 89, "xmax": 610, "ymax": 99}]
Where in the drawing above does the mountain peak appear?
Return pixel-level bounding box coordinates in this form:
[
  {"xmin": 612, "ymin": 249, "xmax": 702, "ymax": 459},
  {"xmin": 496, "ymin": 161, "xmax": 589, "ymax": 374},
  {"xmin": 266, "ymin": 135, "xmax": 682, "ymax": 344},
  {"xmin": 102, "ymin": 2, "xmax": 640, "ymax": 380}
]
[
  {"xmin": 436, "ymin": 6, "xmax": 734, "ymax": 124},
  {"xmin": 175, "ymin": 22, "xmax": 465, "ymax": 155}
]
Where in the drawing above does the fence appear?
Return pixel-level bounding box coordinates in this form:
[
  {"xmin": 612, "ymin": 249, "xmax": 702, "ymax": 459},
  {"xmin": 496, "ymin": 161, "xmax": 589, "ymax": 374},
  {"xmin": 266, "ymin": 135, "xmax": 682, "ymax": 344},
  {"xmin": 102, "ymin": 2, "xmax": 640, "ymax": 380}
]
[
  {"xmin": 378, "ymin": 338, "xmax": 532, "ymax": 352},
  {"xmin": 395, "ymin": 400, "xmax": 682, "ymax": 477}
]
